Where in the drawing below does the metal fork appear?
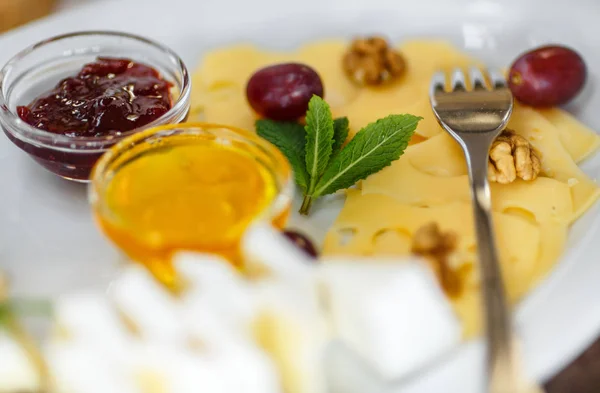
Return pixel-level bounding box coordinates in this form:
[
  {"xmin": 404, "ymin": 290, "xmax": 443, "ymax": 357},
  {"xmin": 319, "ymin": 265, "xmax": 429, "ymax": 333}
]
[{"xmin": 430, "ymin": 68, "xmax": 518, "ymax": 393}]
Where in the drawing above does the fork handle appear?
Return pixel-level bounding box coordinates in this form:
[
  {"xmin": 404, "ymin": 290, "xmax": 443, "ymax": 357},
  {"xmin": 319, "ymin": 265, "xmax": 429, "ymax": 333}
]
[{"xmin": 461, "ymin": 136, "xmax": 518, "ymax": 393}]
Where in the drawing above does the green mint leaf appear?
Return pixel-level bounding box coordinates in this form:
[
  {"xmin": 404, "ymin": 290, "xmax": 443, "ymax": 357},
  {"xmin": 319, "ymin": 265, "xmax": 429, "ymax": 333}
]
[
  {"xmin": 332, "ymin": 117, "xmax": 349, "ymax": 157},
  {"xmin": 313, "ymin": 114, "xmax": 422, "ymax": 197},
  {"xmin": 0, "ymin": 303, "xmax": 9, "ymax": 327},
  {"xmin": 256, "ymin": 119, "xmax": 309, "ymax": 192},
  {"xmin": 304, "ymin": 95, "xmax": 335, "ymax": 194}
]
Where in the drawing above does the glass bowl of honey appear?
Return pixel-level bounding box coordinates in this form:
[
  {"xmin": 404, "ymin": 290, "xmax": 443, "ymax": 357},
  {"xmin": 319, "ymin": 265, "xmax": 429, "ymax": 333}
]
[{"xmin": 89, "ymin": 122, "xmax": 294, "ymax": 284}]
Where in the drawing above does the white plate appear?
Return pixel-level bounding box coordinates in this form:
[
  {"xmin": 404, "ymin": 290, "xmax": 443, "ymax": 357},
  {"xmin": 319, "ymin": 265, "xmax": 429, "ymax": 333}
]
[{"xmin": 1, "ymin": 0, "xmax": 600, "ymax": 391}]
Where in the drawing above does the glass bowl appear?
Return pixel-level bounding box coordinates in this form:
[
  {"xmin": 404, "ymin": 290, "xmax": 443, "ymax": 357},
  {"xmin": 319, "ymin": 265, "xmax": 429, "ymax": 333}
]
[
  {"xmin": 89, "ymin": 122, "xmax": 294, "ymax": 284},
  {"xmin": 0, "ymin": 31, "xmax": 190, "ymax": 182}
]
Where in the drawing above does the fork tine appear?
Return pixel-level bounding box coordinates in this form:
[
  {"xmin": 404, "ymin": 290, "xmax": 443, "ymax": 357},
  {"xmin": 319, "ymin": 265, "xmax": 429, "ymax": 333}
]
[
  {"xmin": 451, "ymin": 68, "xmax": 467, "ymax": 91},
  {"xmin": 468, "ymin": 67, "xmax": 487, "ymax": 90},
  {"xmin": 488, "ymin": 69, "xmax": 508, "ymax": 89},
  {"xmin": 430, "ymin": 71, "xmax": 446, "ymax": 96}
]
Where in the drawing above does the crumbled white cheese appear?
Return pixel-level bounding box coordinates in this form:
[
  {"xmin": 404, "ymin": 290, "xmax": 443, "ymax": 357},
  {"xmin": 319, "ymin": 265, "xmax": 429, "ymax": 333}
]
[
  {"xmin": 174, "ymin": 252, "xmax": 257, "ymax": 338},
  {"xmin": 0, "ymin": 330, "xmax": 41, "ymax": 393},
  {"xmin": 45, "ymin": 342, "xmax": 138, "ymax": 393},
  {"xmin": 241, "ymin": 223, "xmax": 314, "ymax": 278},
  {"xmin": 41, "ymin": 224, "xmax": 463, "ymax": 393},
  {"xmin": 53, "ymin": 292, "xmax": 133, "ymax": 361},
  {"xmin": 253, "ymin": 278, "xmax": 329, "ymax": 393},
  {"xmin": 46, "ymin": 256, "xmax": 283, "ymax": 393},
  {"xmin": 109, "ymin": 268, "xmax": 187, "ymax": 345}
]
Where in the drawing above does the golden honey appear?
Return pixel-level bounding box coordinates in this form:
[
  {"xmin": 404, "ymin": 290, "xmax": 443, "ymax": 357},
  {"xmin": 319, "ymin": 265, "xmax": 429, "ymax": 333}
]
[{"xmin": 90, "ymin": 123, "xmax": 292, "ymax": 285}]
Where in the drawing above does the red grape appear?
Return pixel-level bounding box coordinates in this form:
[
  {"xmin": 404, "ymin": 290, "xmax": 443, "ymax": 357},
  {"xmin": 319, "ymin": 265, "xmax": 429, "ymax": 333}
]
[
  {"xmin": 508, "ymin": 45, "xmax": 587, "ymax": 107},
  {"xmin": 283, "ymin": 230, "xmax": 318, "ymax": 258},
  {"xmin": 246, "ymin": 63, "xmax": 324, "ymax": 121}
]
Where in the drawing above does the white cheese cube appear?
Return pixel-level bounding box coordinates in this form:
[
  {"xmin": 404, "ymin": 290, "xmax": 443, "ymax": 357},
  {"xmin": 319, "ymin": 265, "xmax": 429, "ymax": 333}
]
[
  {"xmin": 109, "ymin": 267, "xmax": 186, "ymax": 345},
  {"xmin": 253, "ymin": 278, "xmax": 329, "ymax": 393},
  {"xmin": 53, "ymin": 293, "xmax": 132, "ymax": 361},
  {"xmin": 0, "ymin": 330, "xmax": 40, "ymax": 393},
  {"xmin": 123, "ymin": 324, "xmax": 280, "ymax": 393},
  {"xmin": 319, "ymin": 259, "xmax": 461, "ymax": 381},
  {"xmin": 45, "ymin": 342, "xmax": 138, "ymax": 393},
  {"xmin": 241, "ymin": 223, "xmax": 314, "ymax": 278},
  {"xmin": 211, "ymin": 341, "xmax": 282, "ymax": 393},
  {"xmin": 124, "ymin": 343, "xmax": 226, "ymax": 393},
  {"xmin": 178, "ymin": 303, "xmax": 249, "ymax": 353},
  {"xmin": 174, "ymin": 252, "xmax": 256, "ymax": 336}
]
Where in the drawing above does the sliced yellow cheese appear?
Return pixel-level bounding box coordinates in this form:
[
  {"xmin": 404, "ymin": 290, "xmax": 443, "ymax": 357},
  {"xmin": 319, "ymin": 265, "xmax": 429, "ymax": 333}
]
[
  {"xmin": 198, "ymin": 88, "xmax": 259, "ymax": 130},
  {"xmin": 362, "ymin": 133, "xmax": 574, "ymax": 224},
  {"xmin": 197, "ymin": 45, "xmax": 288, "ymax": 90},
  {"xmin": 455, "ymin": 222, "xmax": 567, "ymax": 337},
  {"xmin": 401, "ymin": 98, "xmax": 446, "ymax": 138},
  {"xmin": 323, "ymin": 190, "xmax": 566, "ymax": 337},
  {"xmin": 296, "ymin": 40, "xmax": 361, "ymax": 109},
  {"xmin": 190, "ymin": 38, "xmax": 599, "ymax": 341},
  {"xmin": 191, "ymin": 40, "xmax": 360, "ymax": 130},
  {"xmin": 190, "ymin": 40, "xmax": 483, "ymax": 138},
  {"xmin": 398, "ymin": 40, "xmax": 481, "ymax": 91},
  {"xmin": 538, "ymin": 107, "xmax": 600, "ymax": 163},
  {"xmin": 405, "ymin": 132, "xmax": 467, "ymax": 176},
  {"xmin": 323, "ymin": 190, "xmax": 539, "ymax": 264},
  {"xmin": 338, "ymin": 41, "xmax": 479, "ymax": 138},
  {"xmin": 336, "ymin": 86, "xmax": 421, "ymax": 138},
  {"xmin": 190, "ymin": 45, "xmax": 287, "ymax": 129},
  {"xmin": 509, "ymin": 104, "xmax": 600, "ymax": 220}
]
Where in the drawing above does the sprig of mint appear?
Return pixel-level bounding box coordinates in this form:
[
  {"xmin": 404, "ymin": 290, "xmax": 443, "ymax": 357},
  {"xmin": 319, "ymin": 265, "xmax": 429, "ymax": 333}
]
[
  {"xmin": 0, "ymin": 298, "xmax": 52, "ymax": 386},
  {"xmin": 304, "ymin": 96, "xmax": 335, "ymax": 197},
  {"xmin": 332, "ymin": 117, "xmax": 349, "ymax": 158},
  {"xmin": 255, "ymin": 120, "xmax": 309, "ymax": 192},
  {"xmin": 0, "ymin": 299, "xmax": 53, "ymax": 325},
  {"xmin": 256, "ymin": 95, "xmax": 422, "ymax": 215}
]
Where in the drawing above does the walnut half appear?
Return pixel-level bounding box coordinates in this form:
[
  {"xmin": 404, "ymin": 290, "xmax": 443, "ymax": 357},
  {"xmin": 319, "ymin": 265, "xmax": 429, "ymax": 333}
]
[
  {"xmin": 411, "ymin": 222, "xmax": 466, "ymax": 298},
  {"xmin": 342, "ymin": 36, "xmax": 406, "ymax": 86},
  {"xmin": 488, "ymin": 129, "xmax": 541, "ymax": 184}
]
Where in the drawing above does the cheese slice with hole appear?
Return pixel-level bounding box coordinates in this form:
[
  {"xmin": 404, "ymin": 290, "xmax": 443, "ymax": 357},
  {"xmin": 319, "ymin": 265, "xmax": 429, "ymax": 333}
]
[
  {"xmin": 323, "ymin": 190, "xmax": 540, "ymax": 264},
  {"xmin": 323, "ymin": 190, "xmax": 566, "ymax": 337}
]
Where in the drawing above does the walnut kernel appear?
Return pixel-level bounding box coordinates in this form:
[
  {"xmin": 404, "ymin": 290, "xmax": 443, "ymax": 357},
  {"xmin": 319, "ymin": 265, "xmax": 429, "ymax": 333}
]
[
  {"xmin": 411, "ymin": 222, "xmax": 467, "ymax": 298},
  {"xmin": 342, "ymin": 36, "xmax": 406, "ymax": 86},
  {"xmin": 488, "ymin": 129, "xmax": 541, "ymax": 184}
]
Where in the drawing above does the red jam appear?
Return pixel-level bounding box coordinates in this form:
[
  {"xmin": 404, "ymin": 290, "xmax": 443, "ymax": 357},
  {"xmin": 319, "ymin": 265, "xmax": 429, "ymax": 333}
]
[
  {"xmin": 7, "ymin": 57, "xmax": 174, "ymax": 181},
  {"xmin": 17, "ymin": 57, "xmax": 173, "ymax": 137}
]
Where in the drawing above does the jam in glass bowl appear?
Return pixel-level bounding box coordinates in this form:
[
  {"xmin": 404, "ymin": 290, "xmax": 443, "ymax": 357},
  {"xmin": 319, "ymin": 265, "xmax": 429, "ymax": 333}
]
[{"xmin": 0, "ymin": 31, "xmax": 190, "ymax": 182}]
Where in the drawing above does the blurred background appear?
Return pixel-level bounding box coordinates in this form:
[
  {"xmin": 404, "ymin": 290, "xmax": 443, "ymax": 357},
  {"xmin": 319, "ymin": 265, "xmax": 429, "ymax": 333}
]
[{"xmin": 0, "ymin": 0, "xmax": 102, "ymax": 33}]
